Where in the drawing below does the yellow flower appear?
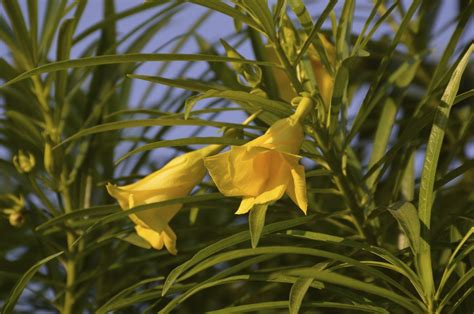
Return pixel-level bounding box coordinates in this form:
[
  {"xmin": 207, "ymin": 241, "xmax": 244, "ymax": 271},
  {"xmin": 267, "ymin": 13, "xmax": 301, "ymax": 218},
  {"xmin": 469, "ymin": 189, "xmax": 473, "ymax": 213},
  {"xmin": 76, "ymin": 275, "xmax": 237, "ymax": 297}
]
[
  {"xmin": 204, "ymin": 114, "xmax": 308, "ymax": 215},
  {"xmin": 106, "ymin": 145, "xmax": 221, "ymax": 254}
]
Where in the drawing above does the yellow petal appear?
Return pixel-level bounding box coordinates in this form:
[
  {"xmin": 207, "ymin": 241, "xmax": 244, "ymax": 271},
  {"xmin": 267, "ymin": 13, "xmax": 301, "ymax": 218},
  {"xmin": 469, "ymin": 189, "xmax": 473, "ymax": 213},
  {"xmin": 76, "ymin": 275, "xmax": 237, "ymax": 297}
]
[
  {"xmin": 134, "ymin": 224, "xmax": 177, "ymax": 254},
  {"xmin": 252, "ymin": 152, "xmax": 290, "ymax": 205},
  {"xmin": 205, "ymin": 147, "xmax": 269, "ymax": 197},
  {"xmin": 162, "ymin": 225, "xmax": 178, "ymax": 255},
  {"xmin": 235, "ymin": 197, "xmax": 255, "ymax": 215},
  {"xmin": 230, "ymin": 146, "xmax": 271, "ymax": 195},
  {"xmin": 247, "ymin": 118, "xmax": 304, "ymax": 154},
  {"xmin": 284, "ymin": 157, "xmax": 308, "ymax": 214},
  {"xmin": 135, "ymin": 225, "xmax": 164, "ymax": 250},
  {"xmin": 106, "ymin": 183, "xmax": 130, "ymax": 210},
  {"xmin": 204, "ymin": 151, "xmax": 241, "ymax": 196}
]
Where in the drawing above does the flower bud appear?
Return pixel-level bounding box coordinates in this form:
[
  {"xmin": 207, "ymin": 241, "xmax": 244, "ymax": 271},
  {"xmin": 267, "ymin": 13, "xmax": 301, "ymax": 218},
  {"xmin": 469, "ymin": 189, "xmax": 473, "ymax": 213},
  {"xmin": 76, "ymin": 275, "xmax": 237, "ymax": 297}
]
[
  {"xmin": 9, "ymin": 211, "xmax": 25, "ymax": 227},
  {"xmin": 0, "ymin": 194, "xmax": 25, "ymax": 213},
  {"xmin": 13, "ymin": 150, "xmax": 36, "ymax": 173},
  {"xmin": 43, "ymin": 129, "xmax": 62, "ymax": 177}
]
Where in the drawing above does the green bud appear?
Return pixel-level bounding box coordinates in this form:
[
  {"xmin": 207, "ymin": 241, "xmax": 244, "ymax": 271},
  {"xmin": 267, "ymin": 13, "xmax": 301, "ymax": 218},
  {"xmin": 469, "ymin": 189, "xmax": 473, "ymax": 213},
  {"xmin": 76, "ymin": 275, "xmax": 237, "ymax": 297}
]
[
  {"xmin": 43, "ymin": 128, "xmax": 62, "ymax": 177},
  {"xmin": 13, "ymin": 150, "xmax": 36, "ymax": 173},
  {"xmin": 44, "ymin": 142, "xmax": 55, "ymax": 176}
]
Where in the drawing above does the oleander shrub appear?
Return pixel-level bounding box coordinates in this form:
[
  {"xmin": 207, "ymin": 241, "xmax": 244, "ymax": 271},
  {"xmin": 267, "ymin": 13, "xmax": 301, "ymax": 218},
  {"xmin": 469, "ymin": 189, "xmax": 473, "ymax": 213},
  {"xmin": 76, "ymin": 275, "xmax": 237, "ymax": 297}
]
[{"xmin": 0, "ymin": 1, "xmax": 473, "ymax": 313}]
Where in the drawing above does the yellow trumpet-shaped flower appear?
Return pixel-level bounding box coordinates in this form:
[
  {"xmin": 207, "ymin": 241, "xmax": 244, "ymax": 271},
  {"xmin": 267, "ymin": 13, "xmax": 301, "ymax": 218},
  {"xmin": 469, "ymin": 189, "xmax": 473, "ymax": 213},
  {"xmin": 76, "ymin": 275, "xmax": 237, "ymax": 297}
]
[
  {"xmin": 106, "ymin": 145, "xmax": 221, "ymax": 254},
  {"xmin": 204, "ymin": 104, "xmax": 310, "ymax": 215}
]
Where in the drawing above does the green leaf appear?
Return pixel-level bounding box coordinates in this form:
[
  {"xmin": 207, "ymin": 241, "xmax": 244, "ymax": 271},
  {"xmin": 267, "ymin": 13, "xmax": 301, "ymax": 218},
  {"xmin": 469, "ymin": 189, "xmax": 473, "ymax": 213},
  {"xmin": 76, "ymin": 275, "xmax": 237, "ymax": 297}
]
[
  {"xmin": 286, "ymin": 268, "xmax": 421, "ymax": 312},
  {"xmin": 285, "ymin": 230, "xmax": 425, "ymax": 300},
  {"xmin": 387, "ymin": 202, "xmax": 420, "ymax": 254},
  {"xmin": 2, "ymin": 54, "xmax": 278, "ymax": 87},
  {"xmin": 35, "ymin": 204, "xmax": 119, "ymax": 232},
  {"xmin": 178, "ymin": 246, "xmax": 421, "ymax": 303},
  {"xmin": 208, "ymin": 301, "xmax": 389, "ymax": 314},
  {"xmin": 438, "ymin": 268, "xmax": 474, "ymax": 312},
  {"xmin": 115, "ymin": 232, "xmax": 152, "ymax": 249},
  {"xmin": 128, "ymin": 75, "xmax": 292, "ymax": 117},
  {"xmin": 115, "ymin": 137, "xmax": 247, "ymax": 165},
  {"xmin": 58, "ymin": 118, "xmax": 261, "ymax": 147},
  {"xmin": 186, "ymin": 0, "xmax": 264, "ymax": 34},
  {"xmin": 346, "ymin": 0, "xmax": 421, "ymax": 146},
  {"xmin": 249, "ymin": 203, "xmax": 269, "ymax": 248},
  {"xmin": 289, "ymin": 277, "xmax": 313, "ymax": 314},
  {"xmin": 417, "ymin": 44, "xmax": 473, "ymax": 297},
  {"xmin": 161, "ymin": 215, "xmax": 315, "ymax": 296},
  {"xmin": 436, "ymin": 227, "xmax": 474, "ymax": 301},
  {"xmin": 1, "ymin": 251, "xmax": 63, "ymax": 314},
  {"xmin": 335, "ymin": 0, "xmax": 355, "ymax": 61},
  {"xmin": 366, "ymin": 97, "xmax": 397, "ymax": 190}
]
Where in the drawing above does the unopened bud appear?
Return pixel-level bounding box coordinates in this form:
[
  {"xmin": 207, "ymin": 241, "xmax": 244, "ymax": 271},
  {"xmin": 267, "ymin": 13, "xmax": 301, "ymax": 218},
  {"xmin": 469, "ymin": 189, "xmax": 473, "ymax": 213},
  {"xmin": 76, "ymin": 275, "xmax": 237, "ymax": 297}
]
[
  {"xmin": 43, "ymin": 128, "xmax": 62, "ymax": 177},
  {"xmin": 9, "ymin": 211, "xmax": 25, "ymax": 227},
  {"xmin": 0, "ymin": 194, "xmax": 25, "ymax": 213},
  {"xmin": 13, "ymin": 150, "xmax": 36, "ymax": 173}
]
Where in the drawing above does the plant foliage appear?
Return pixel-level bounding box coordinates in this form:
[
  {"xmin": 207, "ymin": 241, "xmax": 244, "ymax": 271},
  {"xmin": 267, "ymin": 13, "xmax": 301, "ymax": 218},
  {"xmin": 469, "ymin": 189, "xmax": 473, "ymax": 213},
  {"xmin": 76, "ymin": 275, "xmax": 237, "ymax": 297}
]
[{"xmin": 0, "ymin": 0, "xmax": 473, "ymax": 313}]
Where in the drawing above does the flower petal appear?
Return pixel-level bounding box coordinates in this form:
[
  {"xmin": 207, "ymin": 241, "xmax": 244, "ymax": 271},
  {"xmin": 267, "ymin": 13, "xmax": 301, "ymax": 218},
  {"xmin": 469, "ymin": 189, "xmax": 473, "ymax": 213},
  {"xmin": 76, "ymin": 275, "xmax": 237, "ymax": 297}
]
[
  {"xmin": 235, "ymin": 197, "xmax": 255, "ymax": 215},
  {"xmin": 135, "ymin": 225, "xmax": 164, "ymax": 250},
  {"xmin": 246, "ymin": 117, "xmax": 304, "ymax": 154},
  {"xmin": 106, "ymin": 183, "xmax": 130, "ymax": 210},
  {"xmin": 284, "ymin": 161, "xmax": 308, "ymax": 214},
  {"xmin": 134, "ymin": 224, "xmax": 177, "ymax": 255},
  {"xmin": 253, "ymin": 152, "xmax": 290, "ymax": 205},
  {"xmin": 204, "ymin": 151, "xmax": 242, "ymax": 196},
  {"xmin": 205, "ymin": 147, "xmax": 269, "ymax": 197},
  {"xmin": 128, "ymin": 193, "xmax": 182, "ymax": 233},
  {"xmin": 162, "ymin": 225, "xmax": 178, "ymax": 255}
]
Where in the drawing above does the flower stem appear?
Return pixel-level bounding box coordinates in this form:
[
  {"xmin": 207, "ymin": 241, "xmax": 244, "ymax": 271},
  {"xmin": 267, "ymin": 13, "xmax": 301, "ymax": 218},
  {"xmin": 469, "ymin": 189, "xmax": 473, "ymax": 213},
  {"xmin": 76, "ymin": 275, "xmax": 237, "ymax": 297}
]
[{"xmin": 293, "ymin": 96, "xmax": 313, "ymax": 123}]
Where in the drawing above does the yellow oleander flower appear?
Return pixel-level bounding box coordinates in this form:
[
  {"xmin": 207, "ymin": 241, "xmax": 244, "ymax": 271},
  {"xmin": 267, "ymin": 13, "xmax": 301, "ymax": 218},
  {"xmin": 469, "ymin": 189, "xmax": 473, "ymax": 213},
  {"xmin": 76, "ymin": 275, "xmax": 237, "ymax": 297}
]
[
  {"xmin": 204, "ymin": 113, "xmax": 308, "ymax": 215},
  {"xmin": 106, "ymin": 145, "xmax": 221, "ymax": 254}
]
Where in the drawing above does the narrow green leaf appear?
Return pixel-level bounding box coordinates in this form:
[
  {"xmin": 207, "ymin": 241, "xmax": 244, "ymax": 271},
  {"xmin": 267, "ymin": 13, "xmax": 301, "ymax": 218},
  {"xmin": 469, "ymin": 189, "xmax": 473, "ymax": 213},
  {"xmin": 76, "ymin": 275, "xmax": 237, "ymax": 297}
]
[
  {"xmin": 447, "ymin": 287, "xmax": 473, "ymax": 314},
  {"xmin": 346, "ymin": 0, "xmax": 421, "ymax": 145},
  {"xmin": 1, "ymin": 252, "xmax": 63, "ymax": 314},
  {"xmin": 208, "ymin": 301, "xmax": 389, "ymax": 314},
  {"xmin": 387, "ymin": 202, "xmax": 420, "ymax": 254},
  {"xmin": 2, "ymin": 54, "xmax": 279, "ymax": 87},
  {"xmin": 58, "ymin": 118, "xmax": 261, "ymax": 148},
  {"xmin": 438, "ymin": 268, "xmax": 474, "ymax": 312},
  {"xmin": 289, "ymin": 277, "xmax": 313, "ymax": 314},
  {"xmin": 115, "ymin": 137, "xmax": 247, "ymax": 165},
  {"xmin": 286, "ymin": 268, "xmax": 420, "ymax": 312},
  {"xmin": 161, "ymin": 215, "xmax": 315, "ymax": 296},
  {"xmin": 366, "ymin": 97, "xmax": 397, "ymax": 190},
  {"xmin": 35, "ymin": 204, "xmax": 119, "ymax": 231},
  {"xmin": 294, "ymin": 0, "xmax": 337, "ymax": 65},
  {"xmin": 335, "ymin": 0, "xmax": 355, "ymax": 61},
  {"xmin": 128, "ymin": 75, "xmax": 291, "ymax": 117},
  {"xmin": 436, "ymin": 227, "xmax": 474, "ymax": 301},
  {"xmin": 116, "ymin": 232, "xmax": 152, "ymax": 249},
  {"xmin": 187, "ymin": 0, "xmax": 264, "ymax": 33},
  {"xmin": 249, "ymin": 203, "xmax": 269, "ymax": 248},
  {"xmin": 179, "ymin": 246, "xmax": 421, "ymax": 303},
  {"xmin": 417, "ymin": 44, "xmax": 473, "ymax": 297},
  {"xmin": 285, "ymin": 229, "xmax": 425, "ymax": 300},
  {"xmin": 3, "ymin": 0, "xmax": 33, "ymax": 64}
]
